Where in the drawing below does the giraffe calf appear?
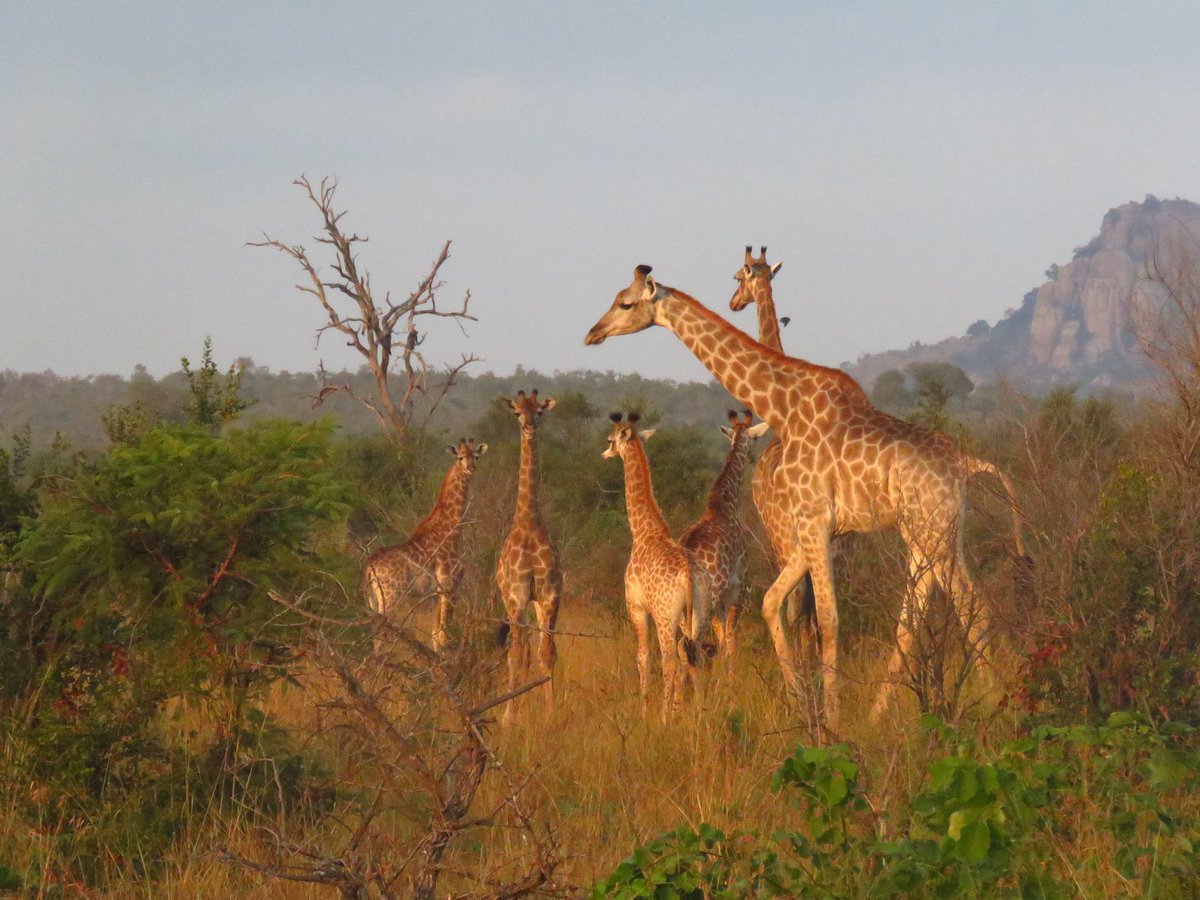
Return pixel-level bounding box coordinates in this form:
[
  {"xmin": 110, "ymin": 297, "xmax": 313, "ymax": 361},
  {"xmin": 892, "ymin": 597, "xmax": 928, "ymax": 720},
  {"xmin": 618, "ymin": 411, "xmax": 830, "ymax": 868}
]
[
  {"xmin": 495, "ymin": 389, "xmax": 562, "ymax": 725},
  {"xmin": 680, "ymin": 410, "xmax": 769, "ymax": 665},
  {"xmin": 604, "ymin": 413, "xmax": 714, "ymax": 722},
  {"xmin": 362, "ymin": 438, "xmax": 487, "ymax": 652}
]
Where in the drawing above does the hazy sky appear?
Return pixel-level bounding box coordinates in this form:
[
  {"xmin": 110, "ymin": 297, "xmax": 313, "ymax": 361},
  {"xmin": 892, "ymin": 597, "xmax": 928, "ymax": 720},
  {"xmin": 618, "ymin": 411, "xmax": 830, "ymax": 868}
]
[{"xmin": 4, "ymin": 2, "xmax": 1199, "ymax": 385}]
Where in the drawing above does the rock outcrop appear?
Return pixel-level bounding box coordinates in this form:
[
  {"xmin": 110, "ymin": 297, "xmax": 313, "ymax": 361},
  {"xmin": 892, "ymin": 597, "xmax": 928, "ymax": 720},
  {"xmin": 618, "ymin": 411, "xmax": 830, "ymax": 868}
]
[{"xmin": 847, "ymin": 196, "xmax": 1200, "ymax": 394}]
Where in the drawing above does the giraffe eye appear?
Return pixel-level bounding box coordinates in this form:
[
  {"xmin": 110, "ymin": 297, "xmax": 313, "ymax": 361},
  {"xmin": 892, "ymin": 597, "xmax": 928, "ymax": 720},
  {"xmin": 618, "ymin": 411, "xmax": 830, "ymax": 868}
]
[{"xmin": 618, "ymin": 302, "xmax": 633, "ymax": 310}]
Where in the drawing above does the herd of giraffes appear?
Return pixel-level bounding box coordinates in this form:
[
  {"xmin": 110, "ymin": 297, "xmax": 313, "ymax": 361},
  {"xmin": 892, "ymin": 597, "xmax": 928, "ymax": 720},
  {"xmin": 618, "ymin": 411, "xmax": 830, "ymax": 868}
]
[{"xmin": 362, "ymin": 248, "xmax": 1027, "ymax": 732}]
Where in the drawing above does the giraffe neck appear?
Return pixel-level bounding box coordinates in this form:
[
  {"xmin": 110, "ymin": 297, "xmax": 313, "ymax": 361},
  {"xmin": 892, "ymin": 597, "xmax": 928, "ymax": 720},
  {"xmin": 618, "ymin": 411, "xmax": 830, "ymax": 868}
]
[
  {"xmin": 620, "ymin": 440, "xmax": 671, "ymax": 543},
  {"xmin": 707, "ymin": 439, "xmax": 749, "ymax": 519},
  {"xmin": 427, "ymin": 460, "xmax": 471, "ymax": 535},
  {"xmin": 513, "ymin": 428, "xmax": 543, "ymax": 529},
  {"xmin": 652, "ymin": 288, "xmax": 807, "ymax": 432},
  {"xmin": 754, "ymin": 287, "xmax": 784, "ymax": 353}
]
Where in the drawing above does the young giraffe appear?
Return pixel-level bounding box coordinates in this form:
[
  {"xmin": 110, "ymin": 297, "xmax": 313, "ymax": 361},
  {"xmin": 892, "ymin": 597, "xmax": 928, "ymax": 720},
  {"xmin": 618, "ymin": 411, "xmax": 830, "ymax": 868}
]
[
  {"xmin": 680, "ymin": 410, "xmax": 768, "ymax": 663},
  {"xmin": 604, "ymin": 412, "xmax": 714, "ymax": 722},
  {"xmin": 495, "ymin": 389, "xmax": 562, "ymax": 724},
  {"xmin": 731, "ymin": 246, "xmax": 820, "ymax": 649},
  {"xmin": 586, "ymin": 266, "xmax": 1025, "ymax": 728},
  {"xmin": 362, "ymin": 438, "xmax": 488, "ymax": 652}
]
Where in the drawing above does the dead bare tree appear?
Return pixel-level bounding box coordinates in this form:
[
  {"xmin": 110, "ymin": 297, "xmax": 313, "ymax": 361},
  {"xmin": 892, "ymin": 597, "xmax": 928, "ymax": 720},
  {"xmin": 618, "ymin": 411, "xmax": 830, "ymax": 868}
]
[{"xmin": 251, "ymin": 176, "xmax": 479, "ymax": 444}]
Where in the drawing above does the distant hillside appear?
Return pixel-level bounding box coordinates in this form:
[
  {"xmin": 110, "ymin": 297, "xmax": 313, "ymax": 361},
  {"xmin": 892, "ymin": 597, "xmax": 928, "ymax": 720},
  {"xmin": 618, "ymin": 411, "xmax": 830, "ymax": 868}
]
[
  {"xmin": 0, "ymin": 364, "xmax": 740, "ymax": 452},
  {"xmin": 846, "ymin": 196, "xmax": 1200, "ymax": 394}
]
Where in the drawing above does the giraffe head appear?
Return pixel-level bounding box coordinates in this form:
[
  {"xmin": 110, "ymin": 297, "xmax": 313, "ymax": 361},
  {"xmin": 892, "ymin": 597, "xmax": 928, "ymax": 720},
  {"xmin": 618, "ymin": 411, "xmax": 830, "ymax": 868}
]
[
  {"xmin": 601, "ymin": 412, "xmax": 656, "ymax": 460},
  {"xmin": 502, "ymin": 389, "xmax": 556, "ymax": 437},
  {"xmin": 584, "ymin": 265, "xmax": 663, "ymax": 345},
  {"xmin": 720, "ymin": 409, "xmax": 771, "ymax": 449},
  {"xmin": 730, "ymin": 245, "xmax": 782, "ymax": 312},
  {"xmin": 446, "ymin": 437, "xmax": 488, "ymax": 473}
]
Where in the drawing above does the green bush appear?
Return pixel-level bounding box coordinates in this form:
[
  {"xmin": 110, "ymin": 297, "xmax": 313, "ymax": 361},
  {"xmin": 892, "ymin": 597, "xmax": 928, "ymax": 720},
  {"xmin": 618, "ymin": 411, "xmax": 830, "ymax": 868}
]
[
  {"xmin": 2, "ymin": 419, "xmax": 352, "ymax": 883},
  {"xmin": 594, "ymin": 715, "xmax": 1200, "ymax": 898}
]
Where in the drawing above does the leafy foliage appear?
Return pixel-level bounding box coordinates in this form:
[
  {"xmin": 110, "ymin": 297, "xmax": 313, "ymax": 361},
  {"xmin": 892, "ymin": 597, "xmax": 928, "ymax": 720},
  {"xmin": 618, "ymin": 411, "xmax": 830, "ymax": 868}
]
[
  {"xmin": 595, "ymin": 715, "xmax": 1200, "ymax": 898},
  {"xmin": 180, "ymin": 335, "xmax": 250, "ymax": 429},
  {"xmin": 2, "ymin": 419, "xmax": 351, "ymax": 882}
]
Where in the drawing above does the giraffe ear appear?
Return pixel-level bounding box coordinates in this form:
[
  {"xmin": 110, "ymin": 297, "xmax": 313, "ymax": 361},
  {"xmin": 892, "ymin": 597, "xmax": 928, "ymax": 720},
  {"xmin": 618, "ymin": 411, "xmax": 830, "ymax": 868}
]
[
  {"xmin": 747, "ymin": 422, "xmax": 771, "ymax": 439},
  {"xmin": 475, "ymin": 442, "xmax": 488, "ymax": 456},
  {"xmin": 446, "ymin": 444, "xmax": 457, "ymax": 456},
  {"xmin": 642, "ymin": 276, "xmax": 658, "ymax": 301},
  {"xmin": 720, "ymin": 426, "xmax": 734, "ymax": 439},
  {"xmin": 771, "ymin": 261, "xmax": 783, "ymax": 278},
  {"xmin": 541, "ymin": 396, "xmax": 556, "ymax": 412},
  {"xmin": 639, "ymin": 428, "xmax": 657, "ymax": 442}
]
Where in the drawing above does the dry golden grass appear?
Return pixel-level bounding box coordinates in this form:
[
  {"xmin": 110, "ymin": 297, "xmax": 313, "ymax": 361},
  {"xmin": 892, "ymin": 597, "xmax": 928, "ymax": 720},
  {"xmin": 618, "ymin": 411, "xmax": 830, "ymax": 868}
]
[
  {"xmin": 204, "ymin": 598, "xmax": 983, "ymax": 895},
  {"xmin": 0, "ymin": 594, "xmax": 1028, "ymax": 897}
]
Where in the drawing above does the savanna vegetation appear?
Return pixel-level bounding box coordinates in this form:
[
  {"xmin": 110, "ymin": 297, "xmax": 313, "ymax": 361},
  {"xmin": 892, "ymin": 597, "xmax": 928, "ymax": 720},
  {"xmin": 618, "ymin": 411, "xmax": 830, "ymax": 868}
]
[{"xmin": 0, "ymin": 191, "xmax": 1198, "ymax": 897}]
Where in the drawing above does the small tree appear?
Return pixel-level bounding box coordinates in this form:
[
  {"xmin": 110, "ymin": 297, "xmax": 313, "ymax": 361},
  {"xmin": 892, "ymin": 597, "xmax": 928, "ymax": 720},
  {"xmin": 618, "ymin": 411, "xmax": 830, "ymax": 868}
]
[
  {"xmin": 181, "ymin": 336, "xmax": 249, "ymax": 429},
  {"xmin": 872, "ymin": 369, "xmax": 912, "ymax": 413},
  {"xmin": 252, "ymin": 177, "xmax": 478, "ymax": 444}
]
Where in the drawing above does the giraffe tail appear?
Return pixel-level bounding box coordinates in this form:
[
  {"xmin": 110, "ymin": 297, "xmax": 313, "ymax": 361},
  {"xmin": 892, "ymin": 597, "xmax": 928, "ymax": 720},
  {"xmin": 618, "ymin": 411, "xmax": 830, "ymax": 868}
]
[{"xmin": 964, "ymin": 456, "xmax": 1032, "ymax": 566}]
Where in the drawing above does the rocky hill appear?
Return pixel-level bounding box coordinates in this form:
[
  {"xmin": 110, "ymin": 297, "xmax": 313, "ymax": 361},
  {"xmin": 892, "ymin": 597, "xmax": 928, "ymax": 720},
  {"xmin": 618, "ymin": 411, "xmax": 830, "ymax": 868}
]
[{"xmin": 847, "ymin": 196, "xmax": 1200, "ymax": 394}]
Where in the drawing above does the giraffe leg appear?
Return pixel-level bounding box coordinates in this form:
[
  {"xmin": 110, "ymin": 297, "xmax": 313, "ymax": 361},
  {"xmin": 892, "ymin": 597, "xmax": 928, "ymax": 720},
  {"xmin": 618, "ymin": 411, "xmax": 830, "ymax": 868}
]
[
  {"xmin": 626, "ymin": 586, "xmax": 652, "ymax": 718},
  {"xmin": 500, "ymin": 582, "xmax": 527, "ymax": 726},
  {"xmin": 939, "ymin": 546, "xmax": 997, "ymax": 696},
  {"xmin": 710, "ymin": 617, "xmax": 727, "ymax": 661},
  {"xmin": 873, "ymin": 550, "xmax": 935, "ymax": 720},
  {"xmin": 363, "ymin": 565, "xmax": 390, "ymax": 657},
  {"xmin": 724, "ymin": 602, "xmax": 741, "ymax": 667},
  {"xmin": 941, "ymin": 546, "xmax": 990, "ymax": 663},
  {"xmin": 658, "ymin": 614, "xmax": 681, "ymax": 723},
  {"xmin": 534, "ymin": 575, "xmax": 561, "ymax": 715},
  {"xmin": 761, "ymin": 549, "xmax": 811, "ymax": 706},
  {"xmin": 798, "ymin": 531, "xmax": 839, "ymax": 734}
]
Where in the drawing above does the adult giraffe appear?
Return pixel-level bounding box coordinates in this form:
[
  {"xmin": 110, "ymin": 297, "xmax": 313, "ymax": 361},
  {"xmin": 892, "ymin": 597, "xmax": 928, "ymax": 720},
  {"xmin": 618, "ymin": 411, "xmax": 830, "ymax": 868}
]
[
  {"xmin": 730, "ymin": 246, "xmax": 819, "ymax": 649},
  {"xmin": 586, "ymin": 266, "xmax": 1025, "ymax": 727}
]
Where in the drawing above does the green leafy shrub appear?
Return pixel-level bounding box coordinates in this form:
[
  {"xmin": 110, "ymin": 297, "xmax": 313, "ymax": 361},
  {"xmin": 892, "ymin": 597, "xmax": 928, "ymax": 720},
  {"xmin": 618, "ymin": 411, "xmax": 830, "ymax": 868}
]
[
  {"xmin": 2, "ymin": 419, "xmax": 352, "ymax": 883},
  {"xmin": 594, "ymin": 715, "xmax": 1200, "ymax": 898}
]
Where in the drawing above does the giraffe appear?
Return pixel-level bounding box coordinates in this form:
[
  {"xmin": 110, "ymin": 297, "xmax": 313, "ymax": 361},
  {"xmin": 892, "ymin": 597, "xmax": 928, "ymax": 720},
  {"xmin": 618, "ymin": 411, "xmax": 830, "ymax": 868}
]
[
  {"xmin": 603, "ymin": 412, "xmax": 714, "ymax": 722},
  {"xmin": 680, "ymin": 410, "xmax": 768, "ymax": 664},
  {"xmin": 730, "ymin": 246, "xmax": 820, "ymax": 651},
  {"xmin": 495, "ymin": 389, "xmax": 562, "ymax": 724},
  {"xmin": 586, "ymin": 266, "xmax": 1026, "ymax": 728},
  {"xmin": 362, "ymin": 437, "xmax": 488, "ymax": 652}
]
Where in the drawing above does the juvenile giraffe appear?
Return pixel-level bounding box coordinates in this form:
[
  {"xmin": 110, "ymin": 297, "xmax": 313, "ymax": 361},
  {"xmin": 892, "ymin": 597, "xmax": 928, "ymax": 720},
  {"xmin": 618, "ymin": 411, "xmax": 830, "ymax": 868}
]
[
  {"xmin": 495, "ymin": 390, "xmax": 562, "ymax": 724},
  {"xmin": 680, "ymin": 410, "xmax": 768, "ymax": 663},
  {"xmin": 362, "ymin": 438, "xmax": 488, "ymax": 652},
  {"xmin": 586, "ymin": 266, "xmax": 1025, "ymax": 728},
  {"xmin": 604, "ymin": 413, "xmax": 714, "ymax": 722},
  {"xmin": 731, "ymin": 246, "xmax": 820, "ymax": 649}
]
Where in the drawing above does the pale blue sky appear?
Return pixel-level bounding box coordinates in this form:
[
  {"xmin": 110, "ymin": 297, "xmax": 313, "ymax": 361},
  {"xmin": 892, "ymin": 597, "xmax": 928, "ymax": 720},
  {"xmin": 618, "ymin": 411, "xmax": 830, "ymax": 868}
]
[{"xmin": 4, "ymin": 2, "xmax": 1198, "ymax": 384}]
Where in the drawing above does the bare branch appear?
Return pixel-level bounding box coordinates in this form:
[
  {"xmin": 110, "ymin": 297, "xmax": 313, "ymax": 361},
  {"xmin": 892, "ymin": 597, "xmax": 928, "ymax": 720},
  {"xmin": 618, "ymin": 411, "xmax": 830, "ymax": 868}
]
[{"xmin": 252, "ymin": 178, "xmax": 478, "ymax": 444}]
